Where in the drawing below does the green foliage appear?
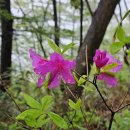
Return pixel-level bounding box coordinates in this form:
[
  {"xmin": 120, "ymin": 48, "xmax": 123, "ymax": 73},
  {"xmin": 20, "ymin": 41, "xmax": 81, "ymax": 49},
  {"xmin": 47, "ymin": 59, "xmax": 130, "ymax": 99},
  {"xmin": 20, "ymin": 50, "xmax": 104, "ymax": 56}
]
[
  {"xmin": 48, "ymin": 39, "xmax": 61, "ymax": 54},
  {"xmin": 110, "ymin": 42, "xmax": 124, "ymax": 54},
  {"xmin": 0, "ymin": 9, "xmax": 13, "ymax": 20},
  {"xmin": 70, "ymin": 0, "xmax": 80, "ymax": 9},
  {"xmin": 116, "ymin": 26, "xmax": 126, "ymax": 42},
  {"xmin": 77, "ymin": 75, "xmax": 87, "ymax": 86},
  {"xmin": 48, "ymin": 112, "xmax": 68, "ymax": 129},
  {"xmin": 102, "ymin": 63, "xmax": 118, "ymax": 71},
  {"xmin": 23, "ymin": 93, "xmax": 41, "ymax": 109},
  {"xmin": 41, "ymin": 95, "xmax": 54, "ymax": 112},
  {"xmin": 69, "ymin": 99, "xmax": 82, "ymax": 110},
  {"xmin": 16, "ymin": 94, "xmax": 54, "ymax": 129},
  {"xmin": 62, "ymin": 43, "xmax": 75, "ymax": 54},
  {"xmin": 110, "ymin": 25, "xmax": 130, "ymax": 54}
]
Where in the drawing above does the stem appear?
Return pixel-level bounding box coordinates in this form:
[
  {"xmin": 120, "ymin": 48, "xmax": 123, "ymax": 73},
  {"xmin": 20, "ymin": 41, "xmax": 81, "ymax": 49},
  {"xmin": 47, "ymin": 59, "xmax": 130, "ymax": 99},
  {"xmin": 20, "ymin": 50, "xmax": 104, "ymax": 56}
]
[
  {"xmin": 108, "ymin": 112, "xmax": 115, "ymax": 130},
  {"xmin": 65, "ymin": 85, "xmax": 88, "ymax": 129},
  {"xmin": 5, "ymin": 88, "xmax": 22, "ymax": 112},
  {"xmin": 115, "ymin": 103, "xmax": 130, "ymax": 112},
  {"xmin": 93, "ymin": 83, "xmax": 113, "ymax": 113}
]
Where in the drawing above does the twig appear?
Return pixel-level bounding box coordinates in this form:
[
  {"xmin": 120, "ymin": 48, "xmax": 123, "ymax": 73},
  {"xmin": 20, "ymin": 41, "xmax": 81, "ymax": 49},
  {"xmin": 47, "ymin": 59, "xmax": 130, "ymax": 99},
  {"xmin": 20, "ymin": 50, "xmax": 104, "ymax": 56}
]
[
  {"xmin": 115, "ymin": 103, "xmax": 130, "ymax": 112},
  {"xmin": 118, "ymin": 88, "xmax": 130, "ymax": 109},
  {"xmin": 4, "ymin": 112, "xmax": 30, "ymax": 129},
  {"xmin": 5, "ymin": 88, "xmax": 22, "ymax": 112},
  {"xmin": 93, "ymin": 76, "xmax": 113, "ymax": 113},
  {"xmin": 85, "ymin": 0, "xmax": 93, "ymax": 16}
]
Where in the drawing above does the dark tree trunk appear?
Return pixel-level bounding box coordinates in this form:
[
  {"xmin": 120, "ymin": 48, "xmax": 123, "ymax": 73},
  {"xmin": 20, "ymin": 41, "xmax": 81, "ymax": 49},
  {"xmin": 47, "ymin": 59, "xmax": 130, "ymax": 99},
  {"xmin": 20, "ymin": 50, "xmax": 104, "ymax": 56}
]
[
  {"xmin": 52, "ymin": 0, "xmax": 59, "ymax": 46},
  {"xmin": 0, "ymin": 0, "xmax": 13, "ymax": 86},
  {"xmin": 79, "ymin": 0, "xmax": 83, "ymax": 47}
]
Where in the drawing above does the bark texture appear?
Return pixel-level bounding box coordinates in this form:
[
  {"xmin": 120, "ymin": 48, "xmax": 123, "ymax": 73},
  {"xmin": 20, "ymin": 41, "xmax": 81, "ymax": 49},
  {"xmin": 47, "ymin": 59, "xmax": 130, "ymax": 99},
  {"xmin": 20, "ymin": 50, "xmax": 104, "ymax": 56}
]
[
  {"xmin": 52, "ymin": 0, "xmax": 59, "ymax": 46},
  {"xmin": 0, "ymin": 0, "xmax": 13, "ymax": 85}
]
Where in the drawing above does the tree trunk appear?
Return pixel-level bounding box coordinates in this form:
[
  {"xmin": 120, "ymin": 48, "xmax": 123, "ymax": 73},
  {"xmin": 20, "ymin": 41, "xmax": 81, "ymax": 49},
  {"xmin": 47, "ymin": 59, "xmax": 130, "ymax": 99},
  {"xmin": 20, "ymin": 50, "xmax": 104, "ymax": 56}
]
[
  {"xmin": 0, "ymin": 0, "xmax": 13, "ymax": 86},
  {"xmin": 52, "ymin": 0, "xmax": 59, "ymax": 46}
]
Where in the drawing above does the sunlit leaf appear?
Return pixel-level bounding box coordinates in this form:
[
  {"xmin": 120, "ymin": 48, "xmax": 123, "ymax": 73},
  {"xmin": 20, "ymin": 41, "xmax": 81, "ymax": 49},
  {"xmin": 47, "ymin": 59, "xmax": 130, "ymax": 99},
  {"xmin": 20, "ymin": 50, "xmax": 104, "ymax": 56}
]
[
  {"xmin": 48, "ymin": 112, "xmax": 68, "ymax": 129},
  {"xmin": 78, "ymin": 75, "xmax": 87, "ymax": 86},
  {"xmin": 41, "ymin": 96, "xmax": 53, "ymax": 112},
  {"xmin": 23, "ymin": 94, "xmax": 41, "ymax": 109},
  {"xmin": 48, "ymin": 39, "xmax": 61, "ymax": 54},
  {"xmin": 102, "ymin": 63, "xmax": 118, "ymax": 72},
  {"xmin": 110, "ymin": 42, "xmax": 124, "ymax": 54},
  {"xmin": 116, "ymin": 26, "xmax": 126, "ymax": 42},
  {"xmin": 62, "ymin": 43, "xmax": 75, "ymax": 54},
  {"xmin": 36, "ymin": 115, "xmax": 50, "ymax": 128},
  {"xmin": 16, "ymin": 109, "xmax": 42, "ymax": 120},
  {"xmin": 69, "ymin": 99, "xmax": 81, "ymax": 110}
]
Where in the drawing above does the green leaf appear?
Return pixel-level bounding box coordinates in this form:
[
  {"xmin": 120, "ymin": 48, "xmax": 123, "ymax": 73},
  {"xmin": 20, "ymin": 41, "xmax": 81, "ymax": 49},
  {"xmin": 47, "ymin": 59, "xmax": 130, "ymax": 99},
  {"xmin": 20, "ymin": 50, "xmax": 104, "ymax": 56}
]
[
  {"xmin": 110, "ymin": 42, "xmax": 124, "ymax": 54},
  {"xmin": 116, "ymin": 26, "xmax": 126, "ymax": 42},
  {"xmin": 62, "ymin": 43, "xmax": 75, "ymax": 54},
  {"xmin": 69, "ymin": 99, "xmax": 81, "ymax": 110},
  {"xmin": 48, "ymin": 39, "xmax": 61, "ymax": 54},
  {"xmin": 75, "ymin": 99, "xmax": 82, "ymax": 110},
  {"xmin": 23, "ymin": 94, "xmax": 41, "ymax": 109},
  {"xmin": 83, "ymin": 86, "xmax": 94, "ymax": 92},
  {"xmin": 41, "ymin": 96, "xmax": 54, "ymax": 112},
  {"xmin": 16, "ymin": 109, "xmax": 42, "ymax": 120},
  {"xmin": 78, "ymin": 75, "xmax": 87, "ymax": 86},
  {"xmin": 73, "ymin": 72, "xmax": 78, "ymax": 83},
  {"xmin": 102, "ymin": 63, "xmax": 118, "ymax": 72},
  {"xmin": 25, "ymin": 117, "xmax": 36, "ymax": 127},
  {"xmin": 48, "ymin": 112, "xmax": 68, "ymax": 129},
  {"xmin": 124, "ymin": 36, "xmax": 130, "ymax": 43},
  {"xmin": 36, "ymin": 115, "xmax": 50, "ymax": 128}
]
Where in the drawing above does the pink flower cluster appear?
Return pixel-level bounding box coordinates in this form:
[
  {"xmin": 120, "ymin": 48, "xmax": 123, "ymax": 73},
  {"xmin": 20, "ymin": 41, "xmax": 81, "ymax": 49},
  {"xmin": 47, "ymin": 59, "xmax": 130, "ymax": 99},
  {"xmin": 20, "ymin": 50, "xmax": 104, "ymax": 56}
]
[
  {"xmin": 30, "ymin": 48, "xmax": 122, "ymax": 88},
  {"xmin": 29, "ymin": 49, "xmax": 75, "ymax": 89},
  {"xmin": 93, "ymin": 49, "xmax": 122, "ymax": 87}
]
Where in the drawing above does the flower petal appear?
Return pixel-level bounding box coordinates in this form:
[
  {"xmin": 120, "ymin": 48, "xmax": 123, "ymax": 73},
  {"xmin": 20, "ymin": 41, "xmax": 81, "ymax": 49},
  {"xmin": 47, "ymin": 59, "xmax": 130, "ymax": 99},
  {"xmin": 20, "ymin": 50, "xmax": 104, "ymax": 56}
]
[
  {"xmin": 62, "ymin": 69, "xmax": 75, "ymax": 84},
  {"xmin": 111, "ymin": 59, "xmax": 122, "ymax": 72},
  {"xmin": 64, "ymin": 60, "xmax": 76, "ymax": 69},
  {"xmin": 48, "ymin": 73, "xmax": 62, "ymax": 89},
  {"xmin": 29, "ymin": 49, "xmax": 48, "ymax": 68},
  {"xmin": 50, "ymin": 52, "xmax": 63, "ymax": 62},
  {"xmin": 93, "ymin": 50, "xmax": 109, "ymax": 68},
  {"xmin": 97, "ymin": 73, "xmax": 117, "ymax": 87},
  {"xmin": 37, "ymin": 76, "xmax": 45, "ymax": 87}
]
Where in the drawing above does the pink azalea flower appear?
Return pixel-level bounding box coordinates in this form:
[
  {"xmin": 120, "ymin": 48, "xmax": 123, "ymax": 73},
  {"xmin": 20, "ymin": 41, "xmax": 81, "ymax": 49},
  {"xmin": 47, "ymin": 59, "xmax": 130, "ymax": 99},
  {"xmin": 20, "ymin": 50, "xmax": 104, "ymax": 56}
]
[
  {"xmin": 93, "ymin": 50, "xmax": 109, "ymax": 68},
  {"xmin": 93, "ymin": 49, "xmax": 122, "ymax": 87},
  {"xmin": 29, "ymin": 49, "xmax": 76, "ymax": 89}
]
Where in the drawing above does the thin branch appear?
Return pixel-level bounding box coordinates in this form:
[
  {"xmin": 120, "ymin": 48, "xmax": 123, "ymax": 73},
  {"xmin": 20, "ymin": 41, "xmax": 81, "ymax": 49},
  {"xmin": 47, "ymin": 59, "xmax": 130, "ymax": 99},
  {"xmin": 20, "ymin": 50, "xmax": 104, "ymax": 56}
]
[
  {"xmin": 85, "ymin": 0, "xmax": 93, "ymax": 16},
  {"xmin": 80, "ymin": 0, "xmax": 83, "ymax": 47},
  {"xmin": 114, "ymin": 13, "xmax": 120, "ymax": 24},
  {"xmin": 118, "ymin": 2, "xmax": 122, "ymax": 21},
  {"xmin": 118, "ymin": 88, "xmax": 130, "ymax": 109},
  {"xmin": 5, "ymin": 88, "xmax": 22, "ymax": 112},
  {"xmin": 115, "ymin": 103, "xmax": 130, "ymax": 112}
]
